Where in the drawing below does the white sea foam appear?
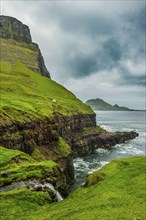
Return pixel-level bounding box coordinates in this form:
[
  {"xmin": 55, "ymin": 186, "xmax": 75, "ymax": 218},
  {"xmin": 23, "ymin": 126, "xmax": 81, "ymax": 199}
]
[{"xmin": 95, "ymin": 148, "xmax": 109, "ymax": 154}]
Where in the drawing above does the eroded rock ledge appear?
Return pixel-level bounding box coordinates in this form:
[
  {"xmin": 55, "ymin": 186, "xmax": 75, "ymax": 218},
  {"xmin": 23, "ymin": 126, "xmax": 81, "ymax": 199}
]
[{"xmin": 68, "ymin": 130, "xmax": 138, "ymax": 157}]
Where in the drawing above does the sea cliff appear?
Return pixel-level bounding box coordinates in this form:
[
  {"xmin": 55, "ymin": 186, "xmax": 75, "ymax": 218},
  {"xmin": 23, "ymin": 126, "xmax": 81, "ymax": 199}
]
[{"xmin": 0, "ymin": 16, "xmax": 138, "ymax": 194}]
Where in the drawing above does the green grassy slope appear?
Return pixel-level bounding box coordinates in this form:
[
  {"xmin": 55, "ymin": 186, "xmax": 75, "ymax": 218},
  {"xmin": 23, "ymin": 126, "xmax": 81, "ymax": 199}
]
[
  {"xmin": 0, "ymin": 38, "xmax": 93, "ymax": 124},
  {"xmin": 1, "ymin": 156, "xmax": 145, "ymax": 220}
]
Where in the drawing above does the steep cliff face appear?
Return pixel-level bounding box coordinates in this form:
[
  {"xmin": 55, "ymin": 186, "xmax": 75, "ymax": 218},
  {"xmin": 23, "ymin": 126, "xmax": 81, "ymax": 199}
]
[
  {"xmin": 0, "ymin": 15, "xmax": 32, "ymax": 43},
  {"xmin": 0, "ymin": 113, "xmax": 97, "ymax": 184},
  {"xmin": 0, "ymin": 113, "xmax": 138, "ymax": 184},
  {"xmin": 0, "ymin": 15, "xmax": 50, "ymax": 78}
]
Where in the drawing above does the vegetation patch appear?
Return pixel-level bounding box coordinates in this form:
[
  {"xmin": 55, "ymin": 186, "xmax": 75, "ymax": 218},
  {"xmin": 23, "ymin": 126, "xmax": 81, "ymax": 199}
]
[
  {"xmin": 57, "ymin": 137, "xmax": 71, "ymax": 157},
  {"xmin": 83, "ymin": 125, "xmax": 104, "ymax": 135},
  {"xmin": 0, "ymin": 146, "xmax": 60, "ymax": 186},
  {"xmin": 31, "ymin": 146, "xmax": 45, "ymax": 161},
  {"xmin": 0, "ymin": 188, "xmax": 52, "ymax": 220}
]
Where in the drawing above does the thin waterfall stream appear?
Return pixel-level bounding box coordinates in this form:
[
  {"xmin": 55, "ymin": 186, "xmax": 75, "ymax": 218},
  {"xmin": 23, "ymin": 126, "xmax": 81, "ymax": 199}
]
[{"xmin": 0, "ymin": 180, "xmax": 63, "ymax": 202}]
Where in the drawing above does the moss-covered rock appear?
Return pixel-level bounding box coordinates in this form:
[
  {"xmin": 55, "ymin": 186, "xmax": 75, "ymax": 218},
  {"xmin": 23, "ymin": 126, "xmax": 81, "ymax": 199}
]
[
  {"xmin": 0, "ymin": 15, "xmax": 32, "ymax": 43},
  {"xmin": 0, "ymin": 146, "xmax": 66, "ymax": 188}
]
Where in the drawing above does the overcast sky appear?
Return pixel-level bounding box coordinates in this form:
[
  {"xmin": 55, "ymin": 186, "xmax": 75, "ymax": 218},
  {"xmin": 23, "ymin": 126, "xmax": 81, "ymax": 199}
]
[{"xmin": 1, "ymin": 0, "xmax": 146, "ymax": 109}]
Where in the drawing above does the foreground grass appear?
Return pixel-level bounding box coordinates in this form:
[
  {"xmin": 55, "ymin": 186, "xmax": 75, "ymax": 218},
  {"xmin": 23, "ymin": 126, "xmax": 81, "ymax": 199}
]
[
  {"xmin": 0, "ymin": 188, "xmax": 52, "ymax": 219},
  {"xmin": 0, "ymin": 156, "xmax": 145, "ymax": 220}
]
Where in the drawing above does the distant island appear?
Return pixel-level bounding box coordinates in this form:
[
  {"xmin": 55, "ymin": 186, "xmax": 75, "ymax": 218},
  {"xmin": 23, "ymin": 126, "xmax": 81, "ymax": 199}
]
[{"xmin": 86, "ymin": 98, "xmax": 135, "ymax": 111}]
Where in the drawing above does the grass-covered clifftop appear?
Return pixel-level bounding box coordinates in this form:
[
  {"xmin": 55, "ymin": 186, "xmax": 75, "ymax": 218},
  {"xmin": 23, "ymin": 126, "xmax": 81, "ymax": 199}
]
[
  {"xmin": 1, "ymin": 156, "xmax": 145, "ymax": 220},
  {"xmin": 0, "ymin": 38, "xmax": 93, "ymax": 124}
]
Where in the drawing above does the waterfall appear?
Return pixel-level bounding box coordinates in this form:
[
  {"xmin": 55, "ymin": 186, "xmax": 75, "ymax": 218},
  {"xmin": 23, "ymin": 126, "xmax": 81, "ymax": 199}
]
[
  {"xmin": 43, "ymin": 183, "xmax": 63, "ymax": 202},
  {"xmin": 0, "ymin": 180, "xmax": 63, "ymax": 202},
  {"xmin": 29, "ymin": 182, "xmax": 63, "ymax": 202}
]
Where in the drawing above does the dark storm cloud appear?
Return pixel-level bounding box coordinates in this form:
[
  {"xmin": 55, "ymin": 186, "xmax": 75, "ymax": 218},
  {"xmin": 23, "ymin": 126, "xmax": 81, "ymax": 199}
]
[
  {"xmin": 67, "ymin": 37, "xmax": 122, "ymax": 77},
  {"xmin": 29, "ymin": 1, "xmax": 145, "ymax": 86},
  {"xmin": 119, "ymin": 67, "xmax": 146, "ymax": 86}
]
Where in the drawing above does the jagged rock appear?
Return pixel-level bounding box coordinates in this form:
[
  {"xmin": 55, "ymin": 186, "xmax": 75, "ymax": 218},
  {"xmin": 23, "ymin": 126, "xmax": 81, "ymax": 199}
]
[
  {"xmin": 69, "ymin": 130, "xmax": 139, "ymax": 157},
  {"xmin": 37, "ymin": 45, "xmax": 50, "ymax": 78},
  {"xmin": 0, "ymin": 15, "xmax": 32, "ymax": 43}
]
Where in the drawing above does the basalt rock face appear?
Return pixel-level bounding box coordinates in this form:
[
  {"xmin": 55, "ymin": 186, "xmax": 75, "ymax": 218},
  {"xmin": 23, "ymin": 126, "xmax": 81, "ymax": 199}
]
[
  {"xmin": 69, "ymin": 130, "xmax": 139, "ymax": 157},
  {"xmin": 0, "ymin": 114, "xmax": 96, "ymax": 184},
  {"xmin": 0, "ymin": 117, "xmax": 74, "ymax": 184},
  {"xmin": 0, "ymin": 113, "xmax": 139, "ymax": 185},
  {"xmin": 52, "ymin": 113, "xmax": 139, "ymax": 157},
  {"xmin": 0, "ymin": 15, "xmax": 32, "ymax": 43},
  {"xmin": 53, "ymin": 113, "xmax": 96, "ymax": 136},
  {"xmin": 0, "ymin": 15, "xmax": 50, "ymax": 78}
]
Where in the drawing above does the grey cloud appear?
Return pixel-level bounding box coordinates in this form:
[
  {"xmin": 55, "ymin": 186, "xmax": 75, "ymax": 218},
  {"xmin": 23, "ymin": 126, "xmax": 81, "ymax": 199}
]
[
  {"xmin": 119, "ymin": 67, "xmax": 145, "ymax": 86},
  {"xmin": 64, "ymin": 37, "xmax": 122, "ymax": 78}
]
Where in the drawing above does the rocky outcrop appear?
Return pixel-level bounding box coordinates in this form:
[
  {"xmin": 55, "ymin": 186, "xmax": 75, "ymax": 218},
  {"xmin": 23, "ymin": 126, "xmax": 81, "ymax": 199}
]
[
  {"xmin": 69, "ymin": 130, "xmax": 139, "ymax": 157},
  {"xmin": 35, "ymin": 43, "xmax": 51, "ymax": 78},
  {"xmin": 0, "ymin": 15, "xmax": 32, "ymax": 43},
  {"xmin": 53, "ymin": 113, "xmax": 138, "ymax": 157},
  {"xmin": 0, "ymin": 15, "xmax": 50, "ymax": 78},
  {"xmin": 0, "ymin": 116, "xmax": 74, "ymax": 185},
  {"xmin": 53, "ymin": 113, "xmax": 96, "ymax": 136}
]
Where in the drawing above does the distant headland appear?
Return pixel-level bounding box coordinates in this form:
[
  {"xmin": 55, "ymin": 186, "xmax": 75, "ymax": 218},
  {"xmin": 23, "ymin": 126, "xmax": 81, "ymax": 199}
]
[{"xmin": 85, "ymin": 98, "xmax": 145, "ymax": 111}]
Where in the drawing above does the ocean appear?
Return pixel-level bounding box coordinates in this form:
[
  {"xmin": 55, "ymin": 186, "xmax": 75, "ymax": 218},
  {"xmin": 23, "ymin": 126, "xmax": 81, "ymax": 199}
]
[{"xmin": 70, "ymin": 111, "xmax": 146, "ymax": 192}]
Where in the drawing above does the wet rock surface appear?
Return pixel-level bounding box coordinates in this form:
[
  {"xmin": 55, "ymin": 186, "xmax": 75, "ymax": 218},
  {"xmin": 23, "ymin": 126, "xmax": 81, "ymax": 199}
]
[{"xmin": 69, "ymin": 130, "xmax": 139, "ymax": 157}]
